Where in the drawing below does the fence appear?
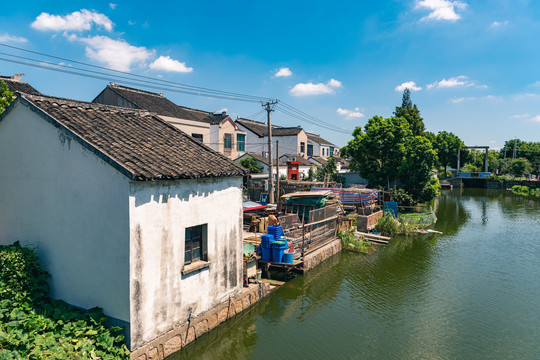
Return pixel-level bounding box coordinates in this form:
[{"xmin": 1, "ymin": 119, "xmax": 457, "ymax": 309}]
[{"xmin": 280, "ymin": 205, "xmax": 339, "ymax": 260}]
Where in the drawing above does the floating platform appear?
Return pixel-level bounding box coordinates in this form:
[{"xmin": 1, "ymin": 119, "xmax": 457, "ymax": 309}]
[{"xmin": 355, "ymin": 231, "xmax": 390, "ymax": 244}]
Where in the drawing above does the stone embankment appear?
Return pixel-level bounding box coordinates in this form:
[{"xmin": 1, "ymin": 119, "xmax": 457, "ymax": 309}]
[{"xmin": 131, "ymin": 281, "xmax": 275, "ymax": 360}]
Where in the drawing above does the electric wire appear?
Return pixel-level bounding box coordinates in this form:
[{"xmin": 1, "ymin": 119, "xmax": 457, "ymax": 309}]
[
  {"xmin": 0, "ymin": 43, "xmax": 270, "ymax": 101},
  {"xmin": 0, "ymin": 43, "xmax": 353, "ymax": 135}
]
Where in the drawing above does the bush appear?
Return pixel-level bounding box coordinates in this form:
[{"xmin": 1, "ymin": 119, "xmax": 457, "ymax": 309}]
[
  {"xmin": 0, "ymin": 242, "xmax": 130, "ymax": 359},
  {"xmin": 339, "ymin": 230, "xmax": 374, "ymax": 253},
  {"xmin": 375, "ymin": 214, "xmax": 415, "ymax": 236}
]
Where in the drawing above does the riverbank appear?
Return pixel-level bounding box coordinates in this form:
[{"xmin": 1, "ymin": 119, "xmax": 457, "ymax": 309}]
[{"xmin": 169, "ymin": 189, "xmax": 540, "ymax": 359}]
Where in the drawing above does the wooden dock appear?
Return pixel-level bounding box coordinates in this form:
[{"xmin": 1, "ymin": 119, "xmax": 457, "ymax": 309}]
[{"xmin": 355, "ymin": 231, "xmax": 390, "ymax": 244}]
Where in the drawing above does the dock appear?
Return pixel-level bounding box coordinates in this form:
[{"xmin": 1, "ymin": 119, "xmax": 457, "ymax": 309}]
[{"xmin": 355, "ymin": 231, "xmax": 390, "ymax": 244}]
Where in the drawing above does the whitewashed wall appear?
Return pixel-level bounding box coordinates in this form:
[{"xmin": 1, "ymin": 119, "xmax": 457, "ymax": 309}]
[
  {"xmin": 237, "ymin": 123, "xmax": 307, "ymax": 159},
  {"xmin": 128, "ymin": 177, "xmax": 243, "ymax": 349},
  {"xmin": 0, "ymin": 103, "xmax": 130, "ymax": 323},
  {"xmin": 160, "ymin": 116, "xmax": 210, "ymax": 146}
]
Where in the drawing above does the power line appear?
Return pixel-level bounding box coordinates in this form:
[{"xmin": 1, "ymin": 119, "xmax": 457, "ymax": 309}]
[
  {"xmin": 0, "ymin": 43, "xmax": 269, "ymax": 102},
  {"xmin": 0, "ymin": 43, "xmax": 354, "ymax": 135}
]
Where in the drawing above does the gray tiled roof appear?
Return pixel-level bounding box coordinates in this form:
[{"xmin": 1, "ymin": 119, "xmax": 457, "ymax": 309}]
[
  {"xmin": 13, "ymin": 94, "xmax": 246, "ymax": 181},
  {"xmin": 307, "ymin": 132, "xmax": 335, "ymax": 146},
  {"xmin": 0, "ymin": 75, "xmax": 42, "ymax": 95},
  {"xmin": 236, "ymin": 117, "xmax": 303, "ymax": 137},
  {"xmin": 100, "ymin": 84, "xmax": 226, "ymax": 123}
]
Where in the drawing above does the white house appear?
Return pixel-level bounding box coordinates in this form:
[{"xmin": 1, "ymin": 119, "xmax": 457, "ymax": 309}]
[
  {"xmin": 93, "ymin": 83, "xmax": 247, "ymax": 159},
  {"xmin": 235, "ymin": 117, "xmax": 308, "ymax": 159},
  {"xmin": 0, "ymin": 94, "xmax": 247, "ymax": 351},
  {"xmin": 306, "ymin": 133, "xmax": 339, "ymax": 159}
]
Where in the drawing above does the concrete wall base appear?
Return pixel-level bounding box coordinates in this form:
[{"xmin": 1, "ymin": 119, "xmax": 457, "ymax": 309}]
[
  {"xmin": 130, "ymin": 282, "xmax": 275, "ymax": 360},
  {"xmin": 303, "ymin": 238, "xmax": 342, "ymax": 272}
]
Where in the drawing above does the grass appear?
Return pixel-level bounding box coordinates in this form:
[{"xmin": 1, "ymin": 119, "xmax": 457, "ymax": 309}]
[
  {"xmin": 339, "ymin": 229, "xmax": 375, "ymax": 254},
  {"xmin": 375, "ymin": 214, "xmax": 416, "ymax": 236}
]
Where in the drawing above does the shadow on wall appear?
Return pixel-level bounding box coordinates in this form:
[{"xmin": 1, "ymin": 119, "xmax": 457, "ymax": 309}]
[{"xmin": 133, "ymin": 178, "xmax": 239, "ymax": 208}]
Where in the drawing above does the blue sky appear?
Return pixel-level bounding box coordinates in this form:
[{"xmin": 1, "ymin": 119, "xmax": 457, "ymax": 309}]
[{"xmin": 1, "ymin": 0, "xmax": 539, "ymax": 149}]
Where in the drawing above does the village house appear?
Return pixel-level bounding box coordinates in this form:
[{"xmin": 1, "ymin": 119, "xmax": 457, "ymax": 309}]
[
  {"xmin": 235, "ymin": 117, "xmax": 308, "ymax": 158},
  {"xmin": 92, "ymin": 83, "xmax": 247, "ymax": 159},
  {"xmin": 0, "ymin": 93, "xmax": 248, "ymax": 352},
  {"xmin": 306, "ymin": 132, "xmax": 339, "ymax": 159},
  {"xmin": 1, "ymin": 73, "xmax": 42, "ymax": 95}
]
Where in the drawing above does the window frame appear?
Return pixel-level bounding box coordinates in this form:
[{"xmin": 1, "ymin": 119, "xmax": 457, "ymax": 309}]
[
  {"xmin": 192, "ymin": 133, "xmax": 204, "ymax": 142},
  {"xmin": 224, "ymin": 133, "xmax": 232, "ymax": 149},
  {"xmin": 236, "ymin": 133, "xmax": 245, "ymax": 151},
  {"xmin": 185, "ymin": 224, "xmax": 207, "ymax": 265}
]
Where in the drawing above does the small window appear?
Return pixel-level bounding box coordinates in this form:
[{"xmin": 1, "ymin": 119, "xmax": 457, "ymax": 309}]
[
  {"xmin": 192, "ymin": 133, "xmax": 203, "ymax": 142},
  {"xmin": 330, "ymin": 146, "xmax": 334, "ymax": 155},
  {"xmin": 307, "ymin": 144, "xmax": 313, "ymax": 157},
  {"xmin": 300, "ymin": 142, "xmax": 305, "ymax": 154},
  {"xmin": 237, "ymin": 134, "xmax": 245, "ymax": 151},
  {"xmin": 224, "ymin": 134, "xmax": 232, "ymax": 149},
  {"xmin": 185, "ymin": 224, "xmax": 207, "ymax": 265}
]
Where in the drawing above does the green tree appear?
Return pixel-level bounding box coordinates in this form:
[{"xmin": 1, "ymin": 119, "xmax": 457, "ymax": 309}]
[
  {"xmin": 341, "ymin": 116, "xmax": 411, "ymax": 187},
  {"xmin": 501, "ymin": 139, "xmax": 540, "ymax": 171},
  {"xmin": 399, "ymin": 136, "xmax": 440, "ymax": 202},
  {"xmin": 0, "ymin": 80, "xmax": 14, "ymax": 114},
  {"xmin": 394, "ymin": 88, "xmax": 425, "ymax": 136},
  {"xmin": 432, "ymin": 131, "xmax": 467, "ymax": 172},
  {"xmin": 510, "ymin": 158, "xmax": 531, "ymax": 176},
  {"xmin": 239, "ymin": 157, "xmax": 262, "ymax": 174},
  {"xmin": 341, "ymin": 115, "xmax": 439, "ymax": 203},
  {"xmin": 315, "ymin": 157, "xmax": 344, "ymax": 183}
]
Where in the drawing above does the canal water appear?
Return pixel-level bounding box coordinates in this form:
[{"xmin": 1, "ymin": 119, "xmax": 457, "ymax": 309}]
[{"xmin": 170, "ymin": 189, "xmax": 540, "ymax": 359}]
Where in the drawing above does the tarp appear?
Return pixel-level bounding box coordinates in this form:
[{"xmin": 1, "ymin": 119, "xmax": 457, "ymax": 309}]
[{"xmin": 311, "ymin": 187, "xmax": 378, "ymax": 206}]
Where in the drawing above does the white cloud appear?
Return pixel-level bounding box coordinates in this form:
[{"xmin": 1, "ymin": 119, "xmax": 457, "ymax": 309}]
[
  {"xmin": 0, "ymin": 33, "xmax": 28, "ymax": 43},
  {"xmin": 149, "ymin": 55, "xmax": 193, "ymax": 73},
  {"xmin": 31, "ymin": 9, "xmax": 113, "ymax": 32},
  {"xmin": 530, "ymin": 81, "xmax": 540, "ymax": 87},
  {"xmin": 489, "ymin": 140, "xmax": 496, "ymax": 144},
  {"xmin": 416, "ymin": 0, "xmax": 467, "ymax": 21},
  {"xmin": 450, "ymin": 97, "xmax": 465, "ymax": 103},
  {"xmin": 327, "ymin": 78, "xmax": 342, "ymax": 88},
  {"xmin": 109, "ymin": 3, "xmax": 117, "ymax": 9},
  {"xmin": 128, "ymin": 20, "xmax": 136, "ymax": 26},
  {"xmin": 69, "ymin": 35, "xmax": 153, "ymax": 71},
  {"xmin": 427, "ymin": 75, "xmax": 481, "ymax": 89},
  {"xmin": 532, "ymin": 115, "xmax": 540, "ymax": 123},
  {"xmin": 290, "ymin": 79, "xmax": 342, "ymax": 96},
  {"xmin": 275, "ymin": 67, "xmax": 292, "ymax": 77},
  {"xmin": 337, "ymin": 107, "xmax": 364, "ymax": 120},
  {"xmin": 395, "ymin": 81, "xmax": 422, "ymax": 92},
  {"xmin": 489, "ymin": 20, "xmax": 508, "ymax": 29},
  {"xmin": 511, "ymin": 114, "xmax": 529, "ymax": 119}
]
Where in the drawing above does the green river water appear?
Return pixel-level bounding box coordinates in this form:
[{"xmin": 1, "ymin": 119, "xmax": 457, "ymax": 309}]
[{"xmin": 170, "ymin": 189, "xmax": 540, "ymax": 359}]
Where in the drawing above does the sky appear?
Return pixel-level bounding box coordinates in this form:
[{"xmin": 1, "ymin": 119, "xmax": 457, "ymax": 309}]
[{"xmin": 1, "ymin": 0, "xmax": 540, "ymax": 149}]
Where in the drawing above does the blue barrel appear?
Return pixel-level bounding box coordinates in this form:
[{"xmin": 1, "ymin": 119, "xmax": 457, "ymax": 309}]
[
  {"xmin": 260, "ymin": 234, "xmax": 274, "ymax": 248},
  {"xmin": 262, "ymin": 247, "xmax": 272, "ymax": 262},
  {"xmin": 282, "ymin": 252, "xmax": 293, "ymax": 264},
  {"xmin": 271, "ymin": 241, "xmax": 288, "ymax": 263},
  {"xmin": 267, "ymin": 225, "xmax": 284, "ymax": 241}
]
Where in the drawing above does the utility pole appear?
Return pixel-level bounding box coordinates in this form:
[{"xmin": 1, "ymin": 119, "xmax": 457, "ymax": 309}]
[
  {"xmin": 263, "ymin": 100, "xmax": 278, "ymax": 203},
  {"xmin": 276, "ymin": 140, "xmax": 280, "ymax": 202}
]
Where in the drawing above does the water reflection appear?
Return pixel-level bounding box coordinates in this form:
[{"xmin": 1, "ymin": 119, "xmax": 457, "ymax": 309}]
[{"xmin": 169, "ymin": 189, "xmax": 540, "ymax": 360}]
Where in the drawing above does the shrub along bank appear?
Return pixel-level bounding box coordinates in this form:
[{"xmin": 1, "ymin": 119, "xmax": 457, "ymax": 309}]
[{"xmin": 0, "ymin": 242, "xmax": 129, "ymax": 359}]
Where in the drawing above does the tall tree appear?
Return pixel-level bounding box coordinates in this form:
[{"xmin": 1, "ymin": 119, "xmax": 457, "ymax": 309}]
[
  {"xmin": 341, "ymin": 115, "xmax": 439, "ymax": 203},
  {"xmin": 432, "ymin": 131, "xmax": 466, "ymax": 172},
  {"xmin": 394, "ymin": 88, "xmax": 425, "ymax": 136},
  {"xmin": 0, "ymin": 80, "xmax": 14, "ymax": 114},
  {"xmin": 342, "ymin": 116, "xmax": 411, "ymax": 187}
]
